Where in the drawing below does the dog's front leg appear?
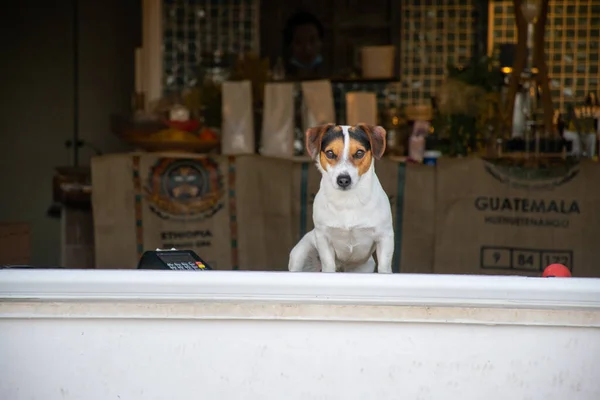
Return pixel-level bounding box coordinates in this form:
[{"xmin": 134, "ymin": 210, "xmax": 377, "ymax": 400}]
[
  {"xmin": 375, "ymin": 233, "xmax": 394, "ymax": 274},
  {"xmin": 314, "ymin": 230, "xmax": 336, "ymax": 273}
]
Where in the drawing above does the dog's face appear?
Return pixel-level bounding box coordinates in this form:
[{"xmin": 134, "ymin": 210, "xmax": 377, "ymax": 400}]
[{"xmin": 305, "ymin": 123, "xmax": 386, "ymax": 191}]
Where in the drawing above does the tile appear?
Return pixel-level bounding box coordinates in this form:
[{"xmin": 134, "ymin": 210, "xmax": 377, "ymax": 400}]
[
  {"xmin": 399, "ymin": 0, "xmax": 478, "ymax": 104},
  {"xmin": 162, "ymin": 0, "xmax": 258, "ymax": 93},
  {"xmin": 490, "ymin": 0, "xmax": 600, "ymax": 111}
]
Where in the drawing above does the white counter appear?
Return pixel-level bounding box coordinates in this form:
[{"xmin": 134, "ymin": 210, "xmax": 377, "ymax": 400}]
[{"xmin": 1, "ymin": 270, "xmax": 600, "ymax": 400}]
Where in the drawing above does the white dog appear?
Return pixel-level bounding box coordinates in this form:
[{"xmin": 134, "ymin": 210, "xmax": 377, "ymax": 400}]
[{"xmin": 288, "ymin": 123, "xmax": 394, "ymax": 273}]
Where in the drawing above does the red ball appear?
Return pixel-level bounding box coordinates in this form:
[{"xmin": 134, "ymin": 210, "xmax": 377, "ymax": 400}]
[{"xmin": 542, "ymin": 264, "xmax": 572, "ymax": 278}]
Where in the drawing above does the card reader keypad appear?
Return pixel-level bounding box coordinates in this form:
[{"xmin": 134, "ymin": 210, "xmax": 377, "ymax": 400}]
[{"xmin": 167, "ymin": 262, "xmax": 200, "ymax": 270}]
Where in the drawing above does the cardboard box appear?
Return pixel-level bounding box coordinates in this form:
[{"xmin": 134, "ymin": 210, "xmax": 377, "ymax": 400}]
[{"xmin": 0, "ymin": 222, "xmax": 31, "ymax": 265}]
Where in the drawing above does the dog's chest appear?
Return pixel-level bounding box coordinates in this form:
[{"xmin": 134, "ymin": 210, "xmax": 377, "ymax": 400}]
[{"xmin": 325, "ymin": 226, "xmax": 376, "ymax": 262}]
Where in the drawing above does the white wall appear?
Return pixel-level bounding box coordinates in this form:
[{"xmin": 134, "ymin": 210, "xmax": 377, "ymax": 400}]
[
  {"xmin": 0, "ymin": 0, "xmax": 137, "ymax": 266},
  {"xmin": 1, "ymin": 270, "xmax": 599, "ymax": 400}
]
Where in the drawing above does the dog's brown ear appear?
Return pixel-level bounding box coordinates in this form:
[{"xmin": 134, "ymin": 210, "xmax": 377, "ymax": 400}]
[
  {"xmin": 305, "ymin": 123, "xmax": 335, "ymax": 158},
  {"xmin": 357, "ymin": 123, "xmax": 386, "ymax": 159}
]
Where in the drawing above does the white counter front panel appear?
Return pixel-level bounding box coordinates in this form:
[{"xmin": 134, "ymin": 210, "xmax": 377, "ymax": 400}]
[{"xmin": 1, "ymin": 270, "xmax": 599, "ymax": 400}]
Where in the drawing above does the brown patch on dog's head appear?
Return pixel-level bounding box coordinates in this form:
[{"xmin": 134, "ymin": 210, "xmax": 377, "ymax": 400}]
[
  {"xmin": 305, "ymin": 123, "xmax": 335, "ymax": 159},
  {"xmin": 347, "ymin": 131, "xmax": 372, "ymax": 176},
  {"xmin": 319, "ymin": 126, "xmax": 344, "ymax": 170},
  {"xmin": 356, "ymin": 123, "xmax": 386, "ymax": 160}
]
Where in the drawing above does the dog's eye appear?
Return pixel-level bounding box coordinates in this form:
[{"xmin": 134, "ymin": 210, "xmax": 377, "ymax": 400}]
[
  {"xmin": 354, "ymin": 150, "xmax": 365, "ymax": 159},
  {"xmin": 325, "ymin": 150, "xmax": 336, "ymax": 159}
]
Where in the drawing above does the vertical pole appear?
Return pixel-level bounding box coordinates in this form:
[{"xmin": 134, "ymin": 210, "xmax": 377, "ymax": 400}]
[{"xmin": 72, "ymin": 0, "xmax": 80, "ymax": 167}]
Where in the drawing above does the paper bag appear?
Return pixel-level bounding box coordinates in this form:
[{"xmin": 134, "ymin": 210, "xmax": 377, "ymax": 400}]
[
  {"xmin": 346, "ymin": 92, "xmax": 378, "ymax": 125},
  {"xmin": 222, "ymin": 80, "xmax": 255, "ymax": 155},
  {"xmin": 563, "ymin": 130, "xmax": 581, "ymax": 155},
  {"xmin": 301, "ymin": 80, "xmax": 336, "ymax": 130},
  {"xmin": 260, "ymin": 82, "xmax": 295, "ymax": 158},
  {"xmin": 433, "ymin": 157, "xmax": 600, "ymax": 277}
]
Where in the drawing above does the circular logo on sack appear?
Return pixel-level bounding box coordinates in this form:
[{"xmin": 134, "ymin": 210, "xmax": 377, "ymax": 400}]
[
  {"xmin": 145, "ymin": 158, "xmax": 225, "ymax": 221},
  {"xmin": 483, "ymin": 158, "xmax": 580, "ymax": 190}
]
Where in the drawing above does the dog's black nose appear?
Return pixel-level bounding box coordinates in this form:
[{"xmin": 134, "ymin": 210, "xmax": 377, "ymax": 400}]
[{"xmin": 336, "ymin": 174, "xmax": 351, "ymax": 188}]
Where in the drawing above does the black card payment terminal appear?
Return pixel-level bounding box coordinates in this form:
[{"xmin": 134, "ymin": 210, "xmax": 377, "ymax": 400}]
[{"xmin": 137, "ymin": 249, "xmax": 213, "ymax": 271}]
